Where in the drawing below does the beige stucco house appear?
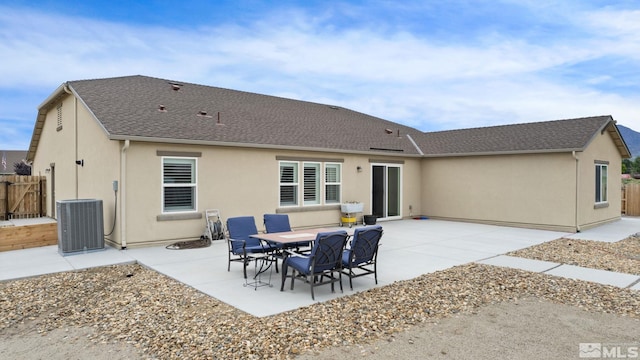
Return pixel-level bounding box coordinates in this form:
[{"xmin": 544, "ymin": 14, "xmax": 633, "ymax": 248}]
[{"xmin": 26, "ymin": 76, "xmax": 630, "ymax": 248}]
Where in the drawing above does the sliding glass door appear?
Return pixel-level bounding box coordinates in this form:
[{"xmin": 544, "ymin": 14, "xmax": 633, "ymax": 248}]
[{"xmin": 371, "ymin": 164, "xmax": 402, "ymax": 220}]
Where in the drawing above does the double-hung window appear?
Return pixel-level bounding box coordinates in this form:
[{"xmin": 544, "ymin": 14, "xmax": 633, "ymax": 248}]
[
  {"xmin": 279, "ymin": 160, "xmax": 341, "ymax": 207},
  {"xmin": 303, "ymin": 162, "xmax": 321, "ymax": 205},
  {"xmin": 279, "ymin": 162, "xmax": 299, "ymax": 206},
  {"xmin": 162, "ymin": 157, "xmax": 197, "ymax": 212},
  {"xmin": 595, "ymin": 162, "xmax": 608, "ymax": 204},
  {"xmin": 325, "ymin": 163, "xmax": 341, "ymax": 204}
]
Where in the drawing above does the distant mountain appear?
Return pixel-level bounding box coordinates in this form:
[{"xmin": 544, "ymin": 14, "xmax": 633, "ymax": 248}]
[{"xmin": 618, "ymin": 124, "xmax": 640, "ymax": 158}]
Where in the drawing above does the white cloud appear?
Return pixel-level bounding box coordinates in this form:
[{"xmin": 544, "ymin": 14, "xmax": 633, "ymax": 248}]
[
  {"xmin": 0, "ymin": 5, "xmax": 599, "ymax": 86},
  {"xmin": 583, "ymin": 8, "xmax": 640, "ymax": 36},
  {"xmin": 1, "ymin": 2, "xmax": 640, "ymax": 151},
  {"xmin": 579, "ymin": 9, "xmax": 640, "ymax": 60}
]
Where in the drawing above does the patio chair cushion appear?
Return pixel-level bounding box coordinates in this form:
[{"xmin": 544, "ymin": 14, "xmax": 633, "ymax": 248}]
[{"xmin": 263, "ymin": 214, "xmax": 292, "ymax": 233}]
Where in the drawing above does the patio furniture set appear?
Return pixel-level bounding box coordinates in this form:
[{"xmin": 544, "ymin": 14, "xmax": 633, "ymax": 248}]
[{"xmin": 225, "ymin": 213, "xmax": 383, "ymax": 299}]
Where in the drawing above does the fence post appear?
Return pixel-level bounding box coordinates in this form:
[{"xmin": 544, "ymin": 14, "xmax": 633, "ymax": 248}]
[
  {"xmin": 1, "ymin": 181, "xmax": 9, "ymax": 220},
  {"xmin": 620, "ymin": 184, "xmax": 627, "ymax": 215},
  {"xmin": 39, "ymin": 177, "xmax": 43, "ymax": 217}
]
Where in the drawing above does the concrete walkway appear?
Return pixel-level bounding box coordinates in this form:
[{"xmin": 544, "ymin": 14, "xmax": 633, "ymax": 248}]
[
  {"xmin": 1, "ymin": 218, "xmax": 639, "ymax": 317},
  {"xmin": 478, "ymin": 218, "xmax": 640, "ymax": 290},
  {"xmin": 478, "ymin": 256, "xmax": 640, "ymax": 289}
]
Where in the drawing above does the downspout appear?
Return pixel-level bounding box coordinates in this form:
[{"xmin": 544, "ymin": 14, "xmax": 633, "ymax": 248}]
[
  {"xmin": 573, "ymin": 151, "xmax": 581, "ymax": 232},
  {"xmin": 120, "ymin": 139, "xmax": 130, "ymax": 249}
]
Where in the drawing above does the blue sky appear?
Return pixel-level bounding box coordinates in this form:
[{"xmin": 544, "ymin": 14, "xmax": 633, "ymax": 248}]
[{"xmin": 1, "ymin": 0, "xmax": 640, "ymax": 150}]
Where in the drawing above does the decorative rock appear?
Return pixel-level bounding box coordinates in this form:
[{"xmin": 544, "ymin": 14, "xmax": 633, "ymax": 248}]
[{"xmin": 1, "ymin": 237, "xmax": 639, "ymax": 359}]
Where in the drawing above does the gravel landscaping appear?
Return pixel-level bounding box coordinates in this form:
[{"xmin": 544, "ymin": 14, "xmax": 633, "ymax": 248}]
[
  {"xmin": 1, "ymin": 235, "xmax": 639, "ymax": 359},
  {"xmin": 508, "ymin": 234, "xmax": 640, "ymax": 275}
]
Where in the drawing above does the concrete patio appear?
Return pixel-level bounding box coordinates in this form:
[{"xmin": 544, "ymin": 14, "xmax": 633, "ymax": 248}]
[{"xmin": 1, "ymin": 218, "xmax": 639, "ymax": 317}]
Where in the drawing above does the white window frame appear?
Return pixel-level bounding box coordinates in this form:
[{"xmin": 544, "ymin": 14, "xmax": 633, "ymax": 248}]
[
  {"xmin": 162, "ymin": 157, "xmax": 197, "ymax": 213},
  {"xmin": 324, "ymin": 163, "xmax": 342, "ymax": 204},
  {"xmin": 278, "ymin": 160, "xmax": 342, "ymax": 207},
  {"xmin": 370, "ymin": 163, "xmax": 403, "ymax": 220},
  {"xmin": 279, "ymin": 161, "xmax": 299, "ymax": 207},
  {"xmin": 595, "ymin": 163, "xmax": 608, "ymax": 204},
  {"xmin": 303, "ymin": 162, "xmax": 321, "ymax": 206}
]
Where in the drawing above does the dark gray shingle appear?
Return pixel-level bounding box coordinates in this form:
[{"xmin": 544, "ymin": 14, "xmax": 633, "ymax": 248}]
[
  {"xmin": 417, "ymin": 116, "xmax": 620, "ymax": 156},
  {"xmin": 64, "ymin": 75, "xmax": 628, "ymax": 158},
  {"xmin": 68, "ymin": 75, "xmax": 425, "ymax": 155}
]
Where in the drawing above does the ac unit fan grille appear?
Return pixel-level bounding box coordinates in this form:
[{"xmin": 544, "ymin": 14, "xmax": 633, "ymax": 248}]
[{"xmin": 57, "ymin": 199, "xmax": 105, "ymax": 255}]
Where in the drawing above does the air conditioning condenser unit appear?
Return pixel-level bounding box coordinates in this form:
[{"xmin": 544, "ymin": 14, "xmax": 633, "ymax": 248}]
[{"xmin": 57, "ymin": 199, "xmax": 105, "ymax": 255}]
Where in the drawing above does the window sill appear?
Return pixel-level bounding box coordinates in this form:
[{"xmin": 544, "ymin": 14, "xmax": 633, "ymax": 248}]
[
  {"xmin": 276, "ymin": 204, "xmax": 341, "ymax": 213},
  {"xmin": 157, "ymin": 212, "xmax": 202, "ymax": 221},
  {"xmin": 594, "ymin": 202, "xmax": 609, "ymax": 209}
]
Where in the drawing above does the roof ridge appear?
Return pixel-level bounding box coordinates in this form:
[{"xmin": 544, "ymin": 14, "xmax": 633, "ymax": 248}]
[{"xmin": 68, "ymin": 74, "xmax": 147, "ymax": 83}]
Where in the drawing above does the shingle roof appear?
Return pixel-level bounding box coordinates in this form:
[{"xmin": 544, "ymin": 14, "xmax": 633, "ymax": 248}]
[
  {"xmin": 66, "ymin": 75, "xmax": 425, "ymax": 155},
  {"xmin": 417, "ymin": 115, "xmax": 630, "ymax": 157},
  {"xmin": 28, "ymin": 75, "xmax": 630, "ymax": 160}
]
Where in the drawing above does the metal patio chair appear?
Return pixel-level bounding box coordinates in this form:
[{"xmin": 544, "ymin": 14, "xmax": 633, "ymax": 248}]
[
  {"xmin": 342, "ymin": 225, "xmax": 383, "ymax": 289},
  {"xmin": 227, "ymin": 216, "xmax": 278, "ymax": 279},
  {"xmin": 280, "ymin": 230, "xmax": 348, "ymax": 300}
]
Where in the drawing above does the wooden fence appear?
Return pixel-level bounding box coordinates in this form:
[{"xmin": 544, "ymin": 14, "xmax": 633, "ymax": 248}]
[
  {"xmin": 622, "ymin": 183, "xmax": 640, "ymax": 216},
  {"xmin": 0, "ymin": 175, "xmax": 47, "ymax": 220}
]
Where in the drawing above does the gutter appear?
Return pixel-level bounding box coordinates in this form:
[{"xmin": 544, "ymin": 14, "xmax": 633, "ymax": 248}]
[
  {"xmin": 120, "ymin": 139, "xmax": 130, "ymax": 249},
  {"xmin": 421, "ymin": 147, "xmax": 586, "ymax": 158},
  {"xmin": 107, "ymin": 135, "xmax": 424, "ymax": 158}
]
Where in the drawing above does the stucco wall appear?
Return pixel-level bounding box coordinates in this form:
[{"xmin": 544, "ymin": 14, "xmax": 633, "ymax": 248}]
[
  {"xmin": 421, "ymin": 152, "xmax": 578, "ymax": 231},
  {"xmin": 31, "ymin": 93, "xmax": 623, "ymax": 246},
  {"xmin": 75, "ymin": 101, "xmax": 121, "ymax": 242},
  {"xmin": 32, "ymin": 94, "xmax": 121, "ymax": 245},
  {"xmin": 576, "ymin": 129, "xmax": 622, "ymax": 230},
  {"xmin": 121, "ymin": 143, "xmax": 422, "ymax": 246},
  {"xmin": 32, "ymin": 95, "xmax": 78, "ymax": 212},
  {"xmin": 33, "ymin": 93, "xmax": 423, "ymax": 248}
]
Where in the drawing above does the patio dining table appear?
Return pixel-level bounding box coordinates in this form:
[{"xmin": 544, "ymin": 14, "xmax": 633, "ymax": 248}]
[
  {"xmin": 250, "ymin": 228, "xmax": 334, "ymax": 246},
  {"xmin": 250, "ymin": 228, "xmax": 352, "ymax": 288}
]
